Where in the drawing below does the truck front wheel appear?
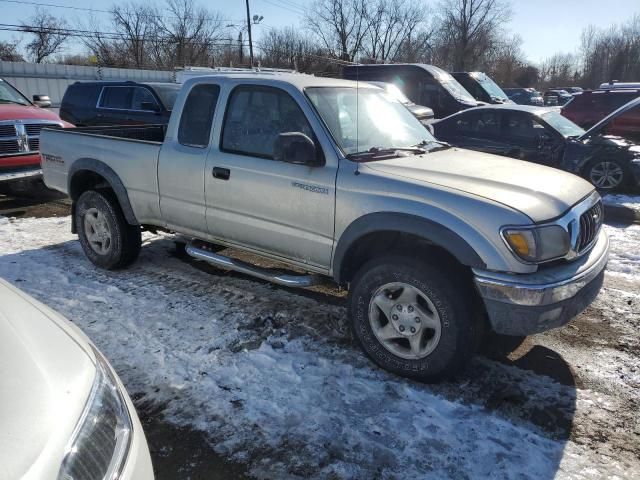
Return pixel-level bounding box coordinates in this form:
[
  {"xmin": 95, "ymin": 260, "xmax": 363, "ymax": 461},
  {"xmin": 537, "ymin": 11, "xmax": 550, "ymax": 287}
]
[
  {"xmin": 348, "ymin": 256, "xmax": 479, "ymax": 382},
  {"xmin": 76, "ymin": 189, "xmax": 141, "ymax": 270}
]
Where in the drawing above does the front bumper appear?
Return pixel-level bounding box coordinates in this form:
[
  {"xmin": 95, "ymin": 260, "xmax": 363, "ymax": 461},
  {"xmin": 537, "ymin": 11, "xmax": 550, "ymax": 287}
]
[
  {"xmin": 473, "ymin": 229, "xmax": 609, "ymax": 335},
  {"xmin": 0, "ymin": 166, "xmax": 42, "ymax": 183}
]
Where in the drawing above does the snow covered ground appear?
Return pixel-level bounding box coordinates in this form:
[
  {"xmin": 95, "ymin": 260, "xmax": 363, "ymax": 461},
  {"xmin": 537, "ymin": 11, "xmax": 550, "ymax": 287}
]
[
  {"xmin": 602, "ymin": 193, "xmax": 640, "ymax": 213},
  {"xmin": 0, "ymin": 215, "xmax": 638, "ymax": 479}
]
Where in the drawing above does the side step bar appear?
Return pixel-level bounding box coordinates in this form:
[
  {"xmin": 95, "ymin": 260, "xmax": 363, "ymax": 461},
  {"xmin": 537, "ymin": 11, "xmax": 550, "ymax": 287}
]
[{"xmin": 185, "ymin": 241, "xmax": 323, "ymax": 288}]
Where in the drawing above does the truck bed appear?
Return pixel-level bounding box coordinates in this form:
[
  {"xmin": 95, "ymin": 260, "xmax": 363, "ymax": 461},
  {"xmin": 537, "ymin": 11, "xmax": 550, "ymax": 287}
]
[{"xmin": 40, "ymin": 124, "xmax": 164, "ymax": 223}]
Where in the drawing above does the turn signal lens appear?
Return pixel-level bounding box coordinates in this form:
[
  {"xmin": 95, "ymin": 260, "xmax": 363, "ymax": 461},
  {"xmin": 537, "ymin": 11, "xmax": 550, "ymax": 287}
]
[{"xmin": 502, "ymin": 225, "xmax": 570, "ymax": 263}]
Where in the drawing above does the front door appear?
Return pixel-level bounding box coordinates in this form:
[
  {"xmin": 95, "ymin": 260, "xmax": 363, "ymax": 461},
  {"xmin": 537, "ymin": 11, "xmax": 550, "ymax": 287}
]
[
  {"xmin": 158, "ymin": 83, "xmax": 221, "ymax": 235},
  {"xmin": 204, "ymin": 84, "xmax": 337, "ymax": 270}
]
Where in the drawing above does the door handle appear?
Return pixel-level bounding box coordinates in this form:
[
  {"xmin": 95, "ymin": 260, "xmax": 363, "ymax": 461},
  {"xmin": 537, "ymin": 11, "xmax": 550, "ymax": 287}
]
[{"xmin": 212, "ymin": 167, "xmax": 230, "ymax": 180}]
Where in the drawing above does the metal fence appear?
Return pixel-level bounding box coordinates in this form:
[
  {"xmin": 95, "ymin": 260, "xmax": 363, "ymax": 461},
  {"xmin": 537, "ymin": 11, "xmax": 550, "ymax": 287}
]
[{"xmin": 0, "ymin": 61, "xmax": 177, "ymax": 110}]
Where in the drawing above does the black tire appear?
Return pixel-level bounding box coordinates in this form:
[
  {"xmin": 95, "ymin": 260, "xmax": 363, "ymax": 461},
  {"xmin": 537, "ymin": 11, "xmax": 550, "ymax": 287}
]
[
  {"xmin": 76, "ymin": 189, "xmax": 141, "ymax": 269},
  {"xmin": 348, "ymin": 255, "xmax": 480, "ymax": 382},
  {"xmin": 584, "ymin": 158, "xmax": 630, "ymax": 192}
]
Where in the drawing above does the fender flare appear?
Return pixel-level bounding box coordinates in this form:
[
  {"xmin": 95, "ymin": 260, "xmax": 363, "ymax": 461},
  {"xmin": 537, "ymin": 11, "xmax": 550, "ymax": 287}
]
[
  {"xmin": 68, "ymin": 158, "xmax": 139, "ymax": 226},
  {"xmin": 332, "ymin": 212, "xmax": 486, "ymax": 283}
]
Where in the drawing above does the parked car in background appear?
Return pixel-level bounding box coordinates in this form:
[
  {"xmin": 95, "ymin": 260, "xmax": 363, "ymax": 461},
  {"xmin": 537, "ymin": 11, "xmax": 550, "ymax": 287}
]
[
  {"xmin": 367, "ymin": 81, "xmax": 434, "ymax": 123},
  {"xmin": 60, "ymin": 81, "xmax": 180, "ymax": 127},
  {"xmin": 0, "ymin": 78, "xmax": 71, "ymax": 190},
  {"xmin": 599, "ymin": 81, "xmax": 640, "ymax": 90},
  {"xmin": 554, "ymin": 86, "xmax": 583, "ymax": 94},
  {"xmin": 544, "ymin": 89, "xmax": 573, "ymax": 106},
  {"xmin": 432, "ymin": 103, "xmax": 640, "ymax": 191},
  {"xmin": 42, "ymin": 72, "xmax": 608, "ymax": 382},
  {"xmin": 342, "ymin": 63, "xmax": 482, "ymax": 118},
  {"xmin": 503, "ymin": 87, "xmax": 544, "ymax": 106},
  {"xmin": 0, "ymin": 279, "xmax": 154, "ymax": 479},
  {"xmin": 562, "ymin": 88, "xmax": 640, "ymax": 130},
  {"xmin": 451, "ymin": 71, "xmax": 512, "ymax": 104}
]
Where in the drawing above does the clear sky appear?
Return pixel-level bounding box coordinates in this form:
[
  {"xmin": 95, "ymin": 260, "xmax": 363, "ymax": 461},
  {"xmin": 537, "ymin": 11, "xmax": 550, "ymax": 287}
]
[{"xmin": 0, "ymin": 0, "xmax": 638, "ymax": 64}]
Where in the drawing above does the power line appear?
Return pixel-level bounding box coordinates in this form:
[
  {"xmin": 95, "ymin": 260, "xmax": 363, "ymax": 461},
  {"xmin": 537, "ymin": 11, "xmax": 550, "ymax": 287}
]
[
  {"xmin": 0, "ymin": 0, "xmax": 242, "ymax": 23},
  {"xmin": 257, "ymin": 0, "xmax": 305, "ymax": 15},
  {"xmin": 0, "ymin": 23, "xmax": 251, "ymax": 45}
]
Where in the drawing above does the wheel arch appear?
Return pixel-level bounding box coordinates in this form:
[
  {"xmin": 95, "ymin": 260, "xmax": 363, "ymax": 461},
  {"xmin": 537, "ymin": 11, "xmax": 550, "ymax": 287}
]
[
  {"xmin": 332, "ymin": 212, "xmax": 486, "ymax": 285},
  {"xmin": 68, "ymin": 158, "xmax": 139, "ymax": 232}
]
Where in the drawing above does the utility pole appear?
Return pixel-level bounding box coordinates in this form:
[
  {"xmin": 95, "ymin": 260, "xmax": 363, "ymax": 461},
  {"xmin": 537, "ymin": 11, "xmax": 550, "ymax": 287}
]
[{"xmin": 245, "ymin": 0, "xmax": 254, "ymax": 68}]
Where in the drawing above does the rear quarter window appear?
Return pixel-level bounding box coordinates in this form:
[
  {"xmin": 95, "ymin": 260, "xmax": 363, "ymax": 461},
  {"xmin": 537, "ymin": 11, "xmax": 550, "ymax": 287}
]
[{"xmin": 62, "ymin": 84, "xmax": 100, "ymax": 108}]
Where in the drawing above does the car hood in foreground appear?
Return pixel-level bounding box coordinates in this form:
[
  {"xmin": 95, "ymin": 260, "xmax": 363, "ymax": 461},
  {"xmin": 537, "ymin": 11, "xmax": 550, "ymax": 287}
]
[
  {"xmin": 0, "ymin": 279, "xmax": 95, "ymax": 480},
  {"xmin": 364, "ymin": 148, "xmax": 595, "ymax": 222},
  {"xmin": 0, "ymin": 104, "xmax": 64, "ymax": 122}
]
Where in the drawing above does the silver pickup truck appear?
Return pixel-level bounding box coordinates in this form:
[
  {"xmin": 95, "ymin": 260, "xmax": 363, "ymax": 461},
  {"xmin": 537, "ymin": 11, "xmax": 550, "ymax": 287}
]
[{"xmin": 40, "ymin": 72, "xmax": 609, "ymax": 382}]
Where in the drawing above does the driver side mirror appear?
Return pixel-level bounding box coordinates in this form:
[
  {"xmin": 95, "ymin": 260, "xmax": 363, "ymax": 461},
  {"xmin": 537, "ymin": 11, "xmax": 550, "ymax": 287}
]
[
  {"xmin": 32, "ymin": 94, "xmax": 51, "ymax": 108},
  {"xmin": 274, "ymin": 132, "xmax": 321, "ymax": 166}
]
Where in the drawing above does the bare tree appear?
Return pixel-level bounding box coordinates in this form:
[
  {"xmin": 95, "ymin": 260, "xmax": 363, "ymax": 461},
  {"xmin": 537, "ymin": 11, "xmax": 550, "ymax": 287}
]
[
  {"xmin": 538, "ymin": 52, "xmax": 579, "ymax": 87},
  {"xmin": 153, "ymin": 0, "xmax": 226, "ymax": 68},
  {"xmin": 21, "ymin": 9, "xmax": 70, "ymax": 63},
  {"xmin": 0, "ymin": 41, "xmax": 24, "ymax": 62},
  {"xmin": 305, "ymin": 0, "xmax": 369, "ymax": 62},
  {"xmin": 362, "ymin": 0, "xmax": 428, "ymax": 62},
  {"xmin": 434, "ymin": 0, "xmax": 511, "ymax": 71}
]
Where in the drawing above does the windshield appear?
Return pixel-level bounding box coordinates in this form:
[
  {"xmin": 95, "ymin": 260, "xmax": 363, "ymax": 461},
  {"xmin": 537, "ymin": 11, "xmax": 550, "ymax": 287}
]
[
  {"xmin": 0, "ymin": 79, "xmax": 30, "ymax": 106},
  {"xmin": 382, "ymin": 84, "xmax": 411, "ymax": 105},
  {"xmin": 150, "ymin": 84, "xmax": 180, "ymax": 110},
  {"xmin": 435, "ymin": 72, "xmax": 477, "ymax": 104},
  {"xmin": 306, "ymin": 87, "xmax": 435, "ymax": 156},
  {"xmin": 475, "ymin": 74, "xmax": 509, "ymax": 101},
  {"xmin": 540, "ymin": 111, "xmax": 585, "ymax": 137}
]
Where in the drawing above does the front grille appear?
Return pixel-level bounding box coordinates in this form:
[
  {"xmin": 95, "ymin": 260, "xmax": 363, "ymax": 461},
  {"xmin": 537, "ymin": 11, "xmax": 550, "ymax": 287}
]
[
  {"xmin": 0, "ymin": 139, "xmax": 21, "ymax": 155},
  {"xmin": 0, "ymin": 124, "xmax": 16, "ymax": 137},
  {"xmin": 0, "ymin": 122, "xmax": 61, "ymax": 156},
  {"xmin": 576, "ymin": 201, "xmax": 603, "ymax": 252},
  {"xmin": 25, "ymin": 124, "xmax": 45, "ymax": 136}
]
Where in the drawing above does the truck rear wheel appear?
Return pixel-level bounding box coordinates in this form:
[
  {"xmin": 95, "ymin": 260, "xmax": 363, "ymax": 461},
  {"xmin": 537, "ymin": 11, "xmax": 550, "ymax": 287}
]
[
  {"xmin": 348, "ymin": 256, "xmax": 479, "ymax": 382},
  {"xmin": 76, "ymin": 189, "xmax": 141, "ymax": 270}
]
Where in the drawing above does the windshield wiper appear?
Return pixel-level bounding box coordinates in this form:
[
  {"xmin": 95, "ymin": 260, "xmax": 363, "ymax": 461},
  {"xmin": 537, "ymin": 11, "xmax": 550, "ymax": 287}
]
[
  {"xmin": 346, "ymin": 145, "xmax": 426, "ymax": 161},
  {"xmin": 413, "ymin": 139, "xmax": 451, "ymax": 152}
]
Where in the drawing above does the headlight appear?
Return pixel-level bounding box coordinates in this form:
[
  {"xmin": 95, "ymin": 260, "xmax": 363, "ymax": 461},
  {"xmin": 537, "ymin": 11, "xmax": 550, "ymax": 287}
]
[
  {"xmin": 502, "ymin": 225, "xmax": 570, "ymax": 263},
  {"xmin": 58, "ymin": 346, "xmax": 132, "ymax": 480}
]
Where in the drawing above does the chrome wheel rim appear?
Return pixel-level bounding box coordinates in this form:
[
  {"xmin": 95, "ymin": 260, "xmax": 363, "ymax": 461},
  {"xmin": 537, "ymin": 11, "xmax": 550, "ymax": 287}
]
[
  {"xmin": 590, "ymin": 161, "xmax": 624, "ymax": 190},
  {"xmin": 84, "ymin": 208, "xmax": 112, "ymax": 255},
  {"xmin": 368, "ymin": 282, "xmax": 442, "ymax": 360}
]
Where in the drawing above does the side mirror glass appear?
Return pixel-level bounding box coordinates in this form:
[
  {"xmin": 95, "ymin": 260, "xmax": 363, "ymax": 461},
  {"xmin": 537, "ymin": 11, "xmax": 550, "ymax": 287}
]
[
  {"xmin": 274, "ymin": 132, "xmax": 320, "ymax": 166},
  {"xmin": 33, "ymin": 94, "xmax": 51, "ymax": 108}
]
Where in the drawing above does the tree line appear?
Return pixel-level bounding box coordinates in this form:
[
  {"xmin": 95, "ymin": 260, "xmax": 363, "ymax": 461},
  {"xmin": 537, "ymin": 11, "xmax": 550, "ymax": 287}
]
[{"xmin": 0, "ymin": 0, "xmax": 639, "ymax": 89}]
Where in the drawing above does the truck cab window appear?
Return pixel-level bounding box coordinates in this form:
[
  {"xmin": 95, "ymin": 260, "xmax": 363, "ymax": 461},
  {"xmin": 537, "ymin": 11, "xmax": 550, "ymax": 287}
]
[
  {"xmin": 178, "ymin": 84, "xmax": 220, "ymax": 148},
  {"xmin": 221, "ymin": 86, "xmax": 313, "ymax": 159}
]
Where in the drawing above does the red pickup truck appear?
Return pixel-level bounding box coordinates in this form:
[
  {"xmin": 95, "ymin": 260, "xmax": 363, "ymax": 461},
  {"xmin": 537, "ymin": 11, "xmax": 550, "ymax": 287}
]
[{"xmin": 0, "ymin": 78, "xmax": 72, "ymax": 188}]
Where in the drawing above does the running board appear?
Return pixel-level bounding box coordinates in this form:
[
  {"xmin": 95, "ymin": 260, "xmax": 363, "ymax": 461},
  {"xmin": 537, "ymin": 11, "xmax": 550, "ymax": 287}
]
[{"xmin": 185, "ymin": 242, "xmax": 323, "ymax": 288}]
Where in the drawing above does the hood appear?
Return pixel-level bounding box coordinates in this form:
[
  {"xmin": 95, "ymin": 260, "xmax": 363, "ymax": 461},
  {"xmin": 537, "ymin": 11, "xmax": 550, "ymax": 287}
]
[
  {"xmin": 364, "ymin": 148, "xmax": 594, "ymax": 222},
  {"xmin": 0, "ymin": 103, "xmax": 63, "ymax": 122},
  {"xmin": 0, "ymin": 280, "xmax": 95, "ymax": 479},
  {"xmin": 580, "ymin": 96, "xmax": 640, "ymax": 140},
  {"xmin": 408, "ymin": 104, "xmax": 434, "ymax": 119}
]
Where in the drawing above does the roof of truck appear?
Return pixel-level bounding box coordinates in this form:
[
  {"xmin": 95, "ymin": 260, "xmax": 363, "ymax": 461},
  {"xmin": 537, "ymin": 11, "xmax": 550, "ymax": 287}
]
[{"xmin": 185, "ymin": 71, "xmax": 365, "ymax": 90}]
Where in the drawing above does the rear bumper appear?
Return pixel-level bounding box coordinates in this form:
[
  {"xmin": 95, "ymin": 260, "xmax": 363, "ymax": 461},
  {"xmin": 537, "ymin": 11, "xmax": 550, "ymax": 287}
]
[{"xmin": 473, "ymin": 229, "xmax": 609, "ymax": 335}]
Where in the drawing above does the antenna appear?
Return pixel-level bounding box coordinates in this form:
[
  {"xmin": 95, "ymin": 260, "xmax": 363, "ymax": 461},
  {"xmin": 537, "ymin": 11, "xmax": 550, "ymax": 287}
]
[{"xmin": 355, "ymin": 63, "xmax": 360, "ymax": 176}]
